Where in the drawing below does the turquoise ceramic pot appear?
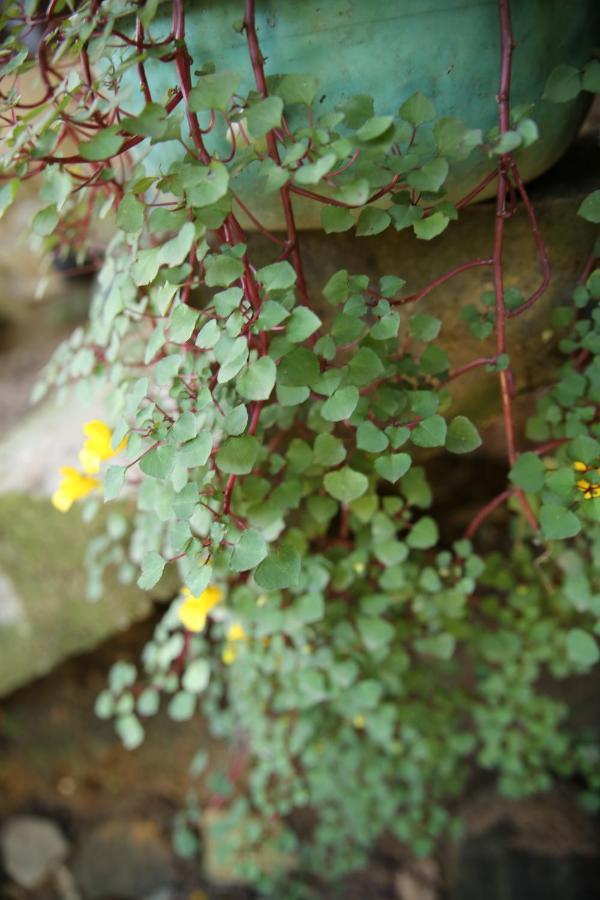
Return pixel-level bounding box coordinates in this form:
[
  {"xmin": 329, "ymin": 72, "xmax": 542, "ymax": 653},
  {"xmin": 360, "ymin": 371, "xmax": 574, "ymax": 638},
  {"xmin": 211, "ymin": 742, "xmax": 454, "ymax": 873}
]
[{"xmin": 133, "ymin": 0, "xmax": 598, "ymax": 228}]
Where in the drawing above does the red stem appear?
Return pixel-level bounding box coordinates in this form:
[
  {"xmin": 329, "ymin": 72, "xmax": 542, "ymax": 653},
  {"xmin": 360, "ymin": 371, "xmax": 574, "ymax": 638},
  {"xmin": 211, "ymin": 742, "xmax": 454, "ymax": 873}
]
[{"xmin": 493, "ymin": 0, "xmax": 538, "ymax": 533}]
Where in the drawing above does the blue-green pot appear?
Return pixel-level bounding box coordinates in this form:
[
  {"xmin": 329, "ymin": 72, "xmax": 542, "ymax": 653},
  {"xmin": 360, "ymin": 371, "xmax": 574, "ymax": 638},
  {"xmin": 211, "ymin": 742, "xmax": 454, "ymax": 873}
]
[{"xmin": 134, "ymin": 0, "xmax": 598, "ymax": 228}]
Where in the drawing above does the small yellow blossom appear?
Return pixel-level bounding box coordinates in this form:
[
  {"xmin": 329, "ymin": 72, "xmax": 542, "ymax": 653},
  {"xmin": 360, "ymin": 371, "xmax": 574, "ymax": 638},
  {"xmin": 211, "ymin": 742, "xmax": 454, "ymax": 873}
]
[
  {"xmin": 221, "ymin": 622, "xmax": 248, "ymax": 666},
  {"xmin": 573, "ymin": 461, "xmax": 600, "ymax": 500},
  {"xmin": 51, "ymin": 466, "xmax": 101, "ymax": 512},
  {"xmin": 178, "ymin": 585, "xmax": 223, "ymax": 633},
  {"xmin": 79, "ymin": 419, "xmax": 127, "ymax": 475},
  {"xmin": 222, "ymin": 645, "xmax": 237, "ymax": 666},
  {"xmin": 353, "ymin": 714, "xmax": 366, "ymax": 729},
  {"xmin": 226, "ymin": 622, "xmax": 247, "ymax": 642}
]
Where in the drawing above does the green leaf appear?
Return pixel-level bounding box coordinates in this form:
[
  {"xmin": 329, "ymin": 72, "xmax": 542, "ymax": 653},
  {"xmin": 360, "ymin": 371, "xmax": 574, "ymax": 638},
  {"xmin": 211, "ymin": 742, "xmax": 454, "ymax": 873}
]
[
  {"xmin": 256, "ymin": 260, "xmax": 296, "ymax": 291},
  {"xmin": 139, "ymin": 445, "xmax": 175, "ymax": 479},
  {"xmin": 324, "ymin": 467, "xmax": 369, "ymax": 502},
  {"xmin": 216, "ymin": 435, "xmax": 259, "ymax": 474},
  {"xmin": 333, "ymin": 178, "xmax": 370, "ymax": 206},
  {"xmin": 399, "ymin": 92, "xmax": 435, "ymax": 126},
  {"xmin": 492, "ymin": 130, "xmax": 522, "ymax": 155},
  {"xmin": 415, "ymin": 633, "xmax": 455, "ymax": 659},
  {"xmin": 410, "ymin": 314, "xmax": 441, "ymax": 341},
  {"xmin": 295, "ymin": 153, "xmax": 336, "ymax": 185},
  {"xmin": 358, "ymin": 616, "xmax": 395, "ymax": 651},
  {"xmin": 79, "ymin": 128, "xmax": 124, "ymax": 161},
  {"xmin": 356, "ymin": 115, "xmax": 393, "ymax": 141},
  {"xmin": 189, "ymin": 71, "xmax": 241, "ymax": 111},
  {"xmin": 182, "ymin": 659, "xmax": 211, "ymax": 693},
  {"xmin": 246, "ymin": 96, "xmax": 284, "ymax": 138},
  {"xmin": 231, "ymin": 529, "xmax": 268, "ymax": 572},
  {"xmin": 543, "ymin": 64, "xmax": 582, "ymax": 102},
  {"xmin": 313, "ymin": 433, "xmax": 346, "ymax": 467},
  {"xmin": 411, "ymin": 415, "xmax": 447, "ymax": 448},
  {"xmin": 137, "ymin": 552, "xmax": 165, "ymax": 590},
  {"xmin": 509, "ymin": 452, "xmax": 545, "ymax": 491},
  {"xmin": 446, "ymin": 416, "xmax": 482, "ymax": 454},
  {"xmin": 170, "ymin": 411, "xmax": 198, "ymax": 443},
  {"xmin": 237, "ymin": 356, "xmax": 276, "ymax": 400},
  {"xmin": 121, "ymin": 102, "xmax": 169, "ymax": 138},
  {"xmin": 370, "ymin": 312, "xmax": 401, "ymax": 340},
  {"xmin": 168, "ymin": 691, "xmax": 196, "ymax": 721},
  {"xmin": 348, "ymin": 347, "xmax": 384, "ymax": 385},
  {"xmin": 183, "ymin": 161, "xmax": 229, "ymax": 207},
  {"xmin": 115, "ymin": 714, "xmax": 145, "ymax": 749},
  {"xmin": 407, "ymin": 516, "xmax": 438, "ymax": 549},
  {"xmin": 224, "ymin": 404, "xmax": 248, "ymax": 436},
  {"xmin": 170, "ymin": 304, "xmax": 198, "ymax": 343},
  {"xmin": 277, "ymin": 73, "xmax": 319, "ymax": 105},
  {"xmin": 278, "ymin": 348, "xmax": 320, "ymax": 386},
  {"xmin": 413, "ymin": 212, "xmax": 450, "ymax": 240},
  {"xmin": 254, "ymin": 545, "xmax": 301, "ymax": 590},
  {"xmin": 539, "ymin": 505, "xmax": 581, "ymax": 540},
  {"xmin": 566, "ymin": 628, "xmax": 599, "ymax": 667},
  {"xmin": 159, "ymin": 221, "xmax": 196, "ymax": 267},
  {"xmin": 117, "ymin": 193, "xmax": 144, "ymax": 233},
  {"xmin": 205, "ymin": 254, "xmax": 244, "ymax": 287},
  {"xmin": 578, "ymin": 191, "xmax": 600, "ymax": 224},
  {"xmin": 179, "ymin": 433, "xmax": 212, "ymax": 467},
  {"xmin": 104, "ymin": 465, "xmax": 126, "ymax": 502},
  {"xmin": 582, "ymin": 59, "xmax": 600, "ymax": 93},
  {"xmin": 286, "ymin": 306, "xmax": 321, "ymax": 342},
  {"xmin": 321, "ymin": 386, "xmax": 359, "ymax": 422},
  {"xmin": 407, "ymin": 158, "xmax": 448, "ymax": 192},
  {"xmin": 357, "ymin": 421, "xmax": 389, "ymax": 453},
  {"xmin": 321, "ymin": 205, "xmax": 354, "ymax": 233},
  {"xmin": 137, "ymin": 689, "xmax": 160, "ymax": 717},
  {"xmin": 0, "ymin": 179, "xmax": 18, "ymax": 219},
  {"xmin": 374, "ymin": 453, "xmax": 411, "ymax": 483},
  {"xmin": 32, "ymin": 205, "xmax": 58, "ymax": 236},
  {"xmin": 356, "ymin": 207, "xmax": 391, "ymax": 236}
]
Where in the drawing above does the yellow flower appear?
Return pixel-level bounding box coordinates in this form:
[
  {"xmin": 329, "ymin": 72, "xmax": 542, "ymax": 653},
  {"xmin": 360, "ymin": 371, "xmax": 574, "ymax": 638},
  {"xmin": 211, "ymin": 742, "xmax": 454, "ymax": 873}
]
[
  {"xmin": 221, "ymin": 623, "xmax": 248, "ymax": 666},
  {"xmin": 178, "ymin": 585, "xmax": 223, "ymax": 633},
  {"xmin": 353, "ymin": 714, "xmax": 366, "ymax": 729},
  {"xmin": 79, "ymin": 419, "xmax": 127, "ymax": 475},
  {"xmin": 226, "ymin": 622, "xmax": 247, "ymax": 642},
  {"xmin": 573, "ymin": 460, "xmax": 588, "ymax": 473},
  {"xmin": 222, "ymin": 645, "xmax": 237, "ymax": 666},
  {"xmin": 51, "ymin": 466, "xmax": 101, "ymax": 512}
]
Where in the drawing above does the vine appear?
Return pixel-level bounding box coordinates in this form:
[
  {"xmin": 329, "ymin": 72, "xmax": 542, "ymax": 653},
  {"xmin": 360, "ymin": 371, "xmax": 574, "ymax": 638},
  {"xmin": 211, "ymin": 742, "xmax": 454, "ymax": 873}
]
[{"xmin": 0, "ymin": 0, "xmax": 599, "ymax": 891}]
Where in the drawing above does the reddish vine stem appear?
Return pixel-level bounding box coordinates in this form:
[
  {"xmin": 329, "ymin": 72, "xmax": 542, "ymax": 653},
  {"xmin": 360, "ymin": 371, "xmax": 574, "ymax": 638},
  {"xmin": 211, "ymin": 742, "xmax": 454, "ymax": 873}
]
[
  {"xmin": 465, "ymin": 489, "xmax": 515, "ymax": 539},
  {"xmin": 243, "ymin": 0, "xmax": 310, "ymax": 305},
  {"xmin": 492, "ymin": 0, "xmax": 538, "ymax": 533},
  {"xmin": 506, "ymin": 162, "xmax": 550, "ymax": 318},
  {"xmin": 392, "ymin": 258, "xmax": 493, "ymax": 306}
]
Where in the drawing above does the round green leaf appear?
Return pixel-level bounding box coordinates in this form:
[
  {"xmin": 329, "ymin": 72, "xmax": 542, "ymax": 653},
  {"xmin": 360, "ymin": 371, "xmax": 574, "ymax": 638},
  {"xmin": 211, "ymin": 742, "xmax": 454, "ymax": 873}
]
[
  {"xmin": 237, "ymin": 356, "xmax": 276, "ymax": 400},
  {"xmin": 566, "ymin": 628, "xmax": 599, "ymax": 667},
  {"xmin": 216, "ymin": 436, "xmax": 259, "ymax": 474},
  {"xmin": 539, "ymin": 505, "xmax": 581, "ymax": 540},
  {"xmin": 324, "ymin": 466, "xmax": 369, "ymax": 502},
  {"xmin": 254, "ymin": 545, "xmax": 301, "ymax": 591},
  {"xmin": 446, "ymin": 416, "xmax": 482, "ymax": 454}
]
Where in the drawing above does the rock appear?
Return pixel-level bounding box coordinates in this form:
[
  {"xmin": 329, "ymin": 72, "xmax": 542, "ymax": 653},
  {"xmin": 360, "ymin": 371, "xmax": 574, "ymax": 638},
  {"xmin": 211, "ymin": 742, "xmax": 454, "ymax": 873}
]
[
  {"xmin": 0, "ymin": 493, "xmax": 157, "ymax": 697},
  {"xmin": 447, "ymin": 788, "xmax": 600, "ymax": 900},
  {"xmin": 395, "ymin": 859, "xmax": 439, "ymax": 900},
  {"xmin": 0, "ymin": 396, "xmax": 104, "ymax": 497},
  {"xmin": 0, "ymin": 395, "xmax": 178, "ymax": 698},
  {"xmin": 0, "ymin": 815, "xmax": 69, "ymax": 889},
  {"xmin": 74, "ymin": 819, "xmax": 176, "ymax": 900}
]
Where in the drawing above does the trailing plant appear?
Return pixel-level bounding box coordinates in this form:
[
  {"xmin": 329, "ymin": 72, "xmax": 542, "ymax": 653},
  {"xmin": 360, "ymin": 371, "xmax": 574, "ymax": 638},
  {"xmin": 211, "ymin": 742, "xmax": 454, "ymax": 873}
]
[{"xmin": 0, "ymin": 0, "xmax": 599, "ymax": 890}]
